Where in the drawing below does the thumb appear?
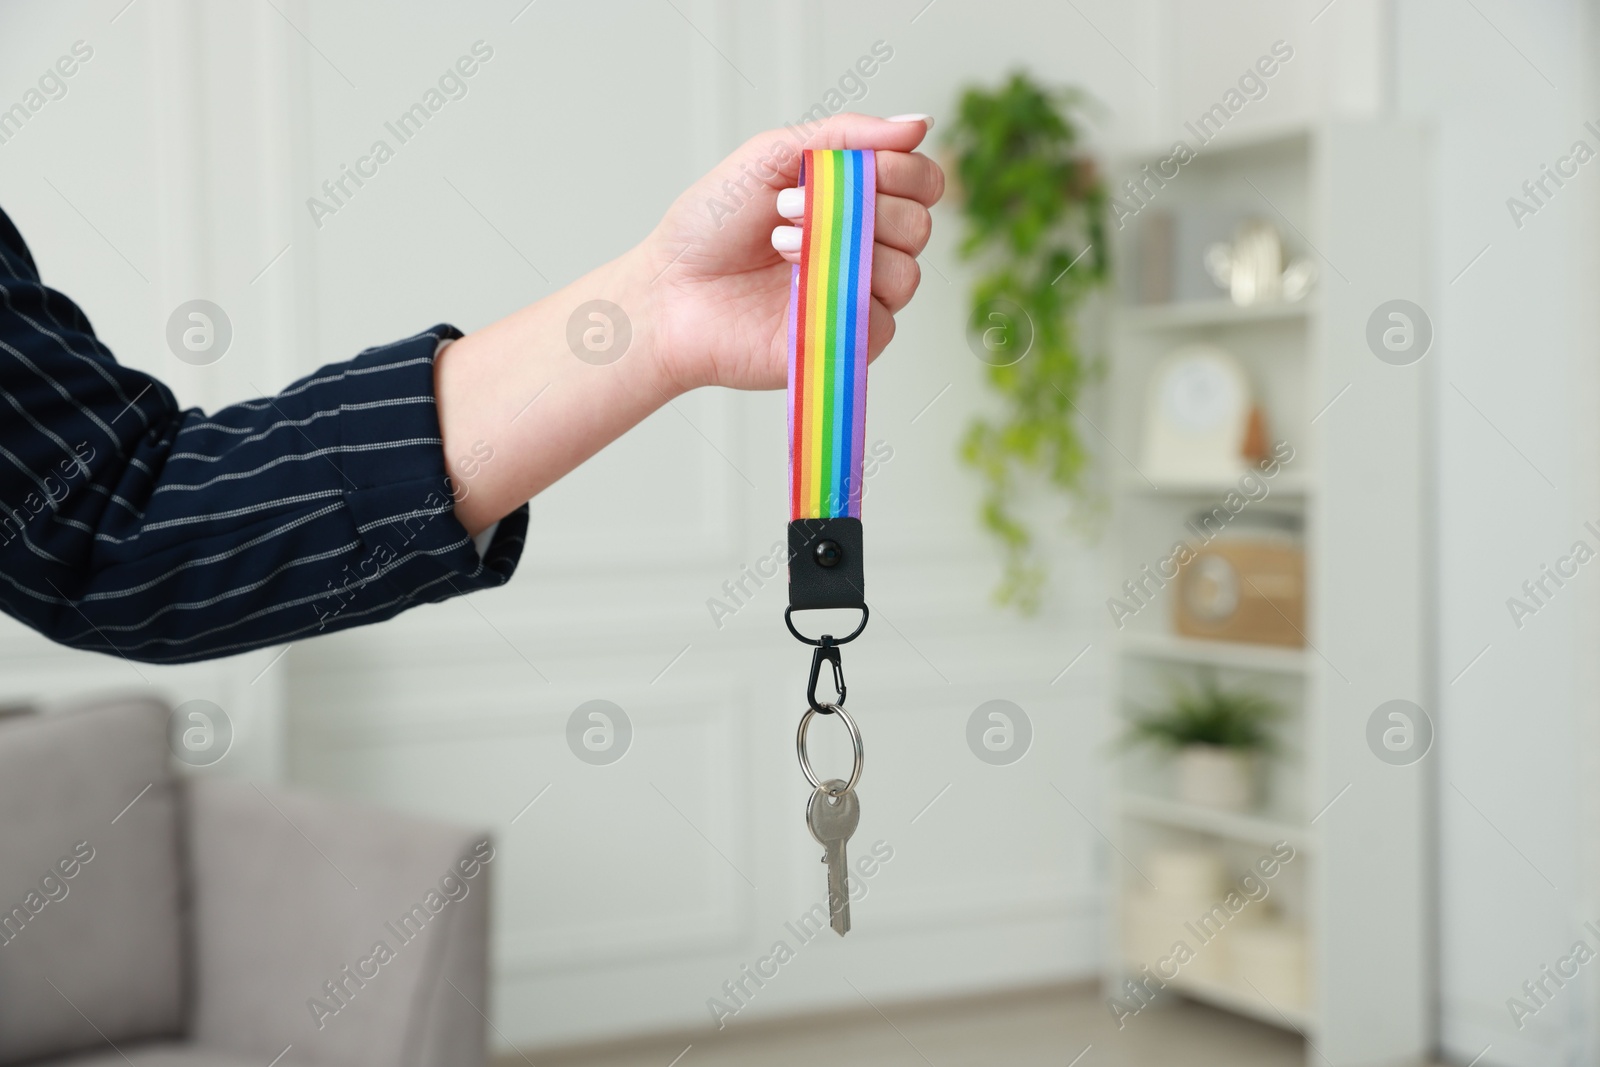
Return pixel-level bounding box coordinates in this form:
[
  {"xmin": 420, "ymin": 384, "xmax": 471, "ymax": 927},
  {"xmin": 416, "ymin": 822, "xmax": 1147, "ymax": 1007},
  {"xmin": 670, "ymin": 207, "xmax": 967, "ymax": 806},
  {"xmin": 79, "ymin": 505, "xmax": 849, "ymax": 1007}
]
[{"xmin": 795, "ymin": 111, "xmax": 933, "ymax": 153}]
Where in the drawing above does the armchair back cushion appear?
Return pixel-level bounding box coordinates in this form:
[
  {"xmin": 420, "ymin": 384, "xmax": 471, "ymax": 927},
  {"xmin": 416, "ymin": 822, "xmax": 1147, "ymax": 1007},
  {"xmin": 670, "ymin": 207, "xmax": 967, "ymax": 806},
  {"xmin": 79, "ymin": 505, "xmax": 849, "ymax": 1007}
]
[
  {"xmin": 0, "ymin": 697, "xmax": 185, "ymax": 1065},
  {"xmin": 184, "ymin": 779, "xmax": 492, "ymax": 1067}
]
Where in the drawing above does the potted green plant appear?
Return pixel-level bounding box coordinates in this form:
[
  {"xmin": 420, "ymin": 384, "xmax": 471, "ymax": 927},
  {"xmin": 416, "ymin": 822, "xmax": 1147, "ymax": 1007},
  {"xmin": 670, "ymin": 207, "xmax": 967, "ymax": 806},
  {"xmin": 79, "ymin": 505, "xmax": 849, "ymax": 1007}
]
[
  {"xmin": 1124, "ymin": 676, "xmax": 1283, "ymax": 812},
  {"xmin": 946, "ymin": 73, "xmax": 1110, "ymax": 610}
]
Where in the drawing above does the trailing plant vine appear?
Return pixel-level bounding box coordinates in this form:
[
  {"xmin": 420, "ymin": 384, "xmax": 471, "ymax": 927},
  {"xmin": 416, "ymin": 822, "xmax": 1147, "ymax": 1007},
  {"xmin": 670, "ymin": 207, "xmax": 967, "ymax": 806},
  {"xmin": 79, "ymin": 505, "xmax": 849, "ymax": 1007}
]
[{"xmin": 947, "ymin": 74, "xmax": 1109, "ymax": 610}]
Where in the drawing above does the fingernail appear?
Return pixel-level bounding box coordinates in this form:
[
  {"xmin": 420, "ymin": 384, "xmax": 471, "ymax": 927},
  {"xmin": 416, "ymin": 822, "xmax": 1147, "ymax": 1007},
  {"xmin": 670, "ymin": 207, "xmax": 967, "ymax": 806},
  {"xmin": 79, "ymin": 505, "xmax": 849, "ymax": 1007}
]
[
  {"xmin": 771, "ymin": 225, "xmax": 802, "ymax": 253},
  {"xmin": 776, "ymin": 188, "xmax": 804, "ymax": 218},
  {"xmin": 887, "ymin": 113, "xmax": 934, "ymax": 130}
]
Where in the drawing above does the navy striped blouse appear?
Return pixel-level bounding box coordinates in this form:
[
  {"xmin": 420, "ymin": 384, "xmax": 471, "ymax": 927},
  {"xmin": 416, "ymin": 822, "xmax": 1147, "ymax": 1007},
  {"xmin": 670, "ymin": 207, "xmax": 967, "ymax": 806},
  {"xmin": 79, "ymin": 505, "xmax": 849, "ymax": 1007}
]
[{"xmin": 0, "ymin": 205, "xmax": 527, "ymax": 664}]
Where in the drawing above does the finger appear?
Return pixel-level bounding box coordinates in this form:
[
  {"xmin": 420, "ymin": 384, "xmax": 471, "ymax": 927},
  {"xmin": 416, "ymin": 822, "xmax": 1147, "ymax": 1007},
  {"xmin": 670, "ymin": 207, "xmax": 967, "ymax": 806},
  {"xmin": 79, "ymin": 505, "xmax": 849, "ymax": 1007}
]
[
  {"xmin": 877, "ymin": 151, "xmax": 945, "ymax": 207},
  {"xmin": 771, "ymin": 229, "xmax": 920, "ymax": 310},
  {"xmin": 778, "ymin": 190, "xmax": 932, "ymax": 260},
  {"xmin": 866, "ymin": 298, "xmax": 896, "ymax": 361},
  {"xmin": 874, "ymin": 195, "xmax": 933, "ymax": 257},
  {"xmin": 871, "ymin": 245, "xmax": 920, "ymax": 314}
]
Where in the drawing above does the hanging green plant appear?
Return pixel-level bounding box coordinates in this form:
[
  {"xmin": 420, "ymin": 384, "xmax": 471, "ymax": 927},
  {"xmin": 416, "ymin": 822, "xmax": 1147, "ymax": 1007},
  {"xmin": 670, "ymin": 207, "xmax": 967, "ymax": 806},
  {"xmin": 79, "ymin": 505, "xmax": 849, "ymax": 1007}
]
[{"xmin": 947, "ymin": 73, "xmax": 1109, "ymax": 611}]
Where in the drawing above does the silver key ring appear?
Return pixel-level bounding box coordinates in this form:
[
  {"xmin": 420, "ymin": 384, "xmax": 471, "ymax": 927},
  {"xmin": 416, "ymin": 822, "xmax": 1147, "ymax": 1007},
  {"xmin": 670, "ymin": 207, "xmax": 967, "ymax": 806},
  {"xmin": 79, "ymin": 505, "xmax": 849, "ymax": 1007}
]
[{"xmin": 796, "ymin": 703, "xmax": 863, "ymax": 796}]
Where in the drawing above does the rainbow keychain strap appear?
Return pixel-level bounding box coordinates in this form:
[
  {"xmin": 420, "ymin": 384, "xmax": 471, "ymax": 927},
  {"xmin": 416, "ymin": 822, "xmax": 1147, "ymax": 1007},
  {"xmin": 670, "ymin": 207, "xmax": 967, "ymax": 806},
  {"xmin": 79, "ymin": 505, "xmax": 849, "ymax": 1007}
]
[
  {"xmin": 785, "ymin": 150, "xmax": 875, "ymax": 938},
  {"xmin": 785, "ymin": 148, "xmax": 875, "ymax": 627}
]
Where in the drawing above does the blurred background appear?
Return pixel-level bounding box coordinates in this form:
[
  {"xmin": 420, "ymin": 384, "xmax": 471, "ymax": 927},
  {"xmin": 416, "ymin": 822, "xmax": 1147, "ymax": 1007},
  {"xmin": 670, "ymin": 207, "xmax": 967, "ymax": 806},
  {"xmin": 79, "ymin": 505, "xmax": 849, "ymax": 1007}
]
[{"xmin": 1, "ymin": 1, "xmax": 1597, "ymax": 1066}]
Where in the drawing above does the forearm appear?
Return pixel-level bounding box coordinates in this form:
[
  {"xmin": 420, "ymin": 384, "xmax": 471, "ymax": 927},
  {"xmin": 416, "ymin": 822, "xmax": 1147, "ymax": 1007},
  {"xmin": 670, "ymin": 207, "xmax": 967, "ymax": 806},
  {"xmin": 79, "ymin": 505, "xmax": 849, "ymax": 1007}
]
[{"xmin": 435, "ymin": 245, "xmax": 680, "ymax": 536}]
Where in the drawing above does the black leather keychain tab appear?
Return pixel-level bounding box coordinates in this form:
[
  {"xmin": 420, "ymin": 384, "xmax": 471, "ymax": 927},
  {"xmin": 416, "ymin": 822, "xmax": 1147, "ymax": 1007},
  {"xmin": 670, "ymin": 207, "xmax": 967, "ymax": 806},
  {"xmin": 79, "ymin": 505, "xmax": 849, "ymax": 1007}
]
[{"xmin": 787, "ymin": 517, "xmax": 865, "ymax": 610}]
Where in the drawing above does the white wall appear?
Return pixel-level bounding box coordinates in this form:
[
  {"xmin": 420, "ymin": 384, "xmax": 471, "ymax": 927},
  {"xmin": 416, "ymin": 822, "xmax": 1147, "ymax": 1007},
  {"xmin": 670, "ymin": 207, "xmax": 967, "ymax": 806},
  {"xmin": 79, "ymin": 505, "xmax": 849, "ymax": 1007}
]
[
  {"xmin": 1145, "ymin": 0, "xmax": 1388, "ymax": 153},
  {"xmin": 1395, "ymin": 1, "xmax": 1600, "ymax": 1065},
  {"xmin": 0, "ymin": 0, "xmax": 303, "ymax": 778}
]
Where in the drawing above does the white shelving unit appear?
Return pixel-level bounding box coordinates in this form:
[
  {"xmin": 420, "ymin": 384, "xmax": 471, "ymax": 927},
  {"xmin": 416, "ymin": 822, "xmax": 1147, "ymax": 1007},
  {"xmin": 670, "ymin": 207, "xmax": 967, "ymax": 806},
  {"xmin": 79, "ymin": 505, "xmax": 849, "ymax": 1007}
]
[
  {"xmin": 1119, "ymin": 793, "xmax": 1313, "ymax": 855},
  {"xmin": 1165, "ymin": 969, "xmax": 1320, "ymax": 1035},
  {"xmin": 1118, "ymin": 632, "xmax": 1311, "ymax": 676},
  {"xmin": 1115, "ymin": 472, "xmax": 1316, "ymax": 497},
  {"xmin": 1119, "ymin": 297, "xmax": 1314, "ymax": 332},
  {"xmin": 1102, "ymin": 125, "xmax": 1429, "ymax": 1066}
]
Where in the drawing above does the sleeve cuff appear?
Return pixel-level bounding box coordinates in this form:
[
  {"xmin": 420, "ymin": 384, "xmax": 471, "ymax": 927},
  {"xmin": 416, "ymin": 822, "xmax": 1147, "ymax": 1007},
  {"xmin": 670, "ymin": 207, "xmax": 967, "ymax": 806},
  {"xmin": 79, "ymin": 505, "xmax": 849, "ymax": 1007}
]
[{"xmin": 328, "ymin": 324, "xmax": 527, "ymax": 598}]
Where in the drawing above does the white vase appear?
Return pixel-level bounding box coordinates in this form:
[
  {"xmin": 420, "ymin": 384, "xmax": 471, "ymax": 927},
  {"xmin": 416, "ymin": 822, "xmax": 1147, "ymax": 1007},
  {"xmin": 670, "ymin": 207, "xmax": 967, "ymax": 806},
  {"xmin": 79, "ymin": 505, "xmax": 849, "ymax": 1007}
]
[{"xmin": 1176, "ymin": 745, "xmax": 1254, "ymax": 811}]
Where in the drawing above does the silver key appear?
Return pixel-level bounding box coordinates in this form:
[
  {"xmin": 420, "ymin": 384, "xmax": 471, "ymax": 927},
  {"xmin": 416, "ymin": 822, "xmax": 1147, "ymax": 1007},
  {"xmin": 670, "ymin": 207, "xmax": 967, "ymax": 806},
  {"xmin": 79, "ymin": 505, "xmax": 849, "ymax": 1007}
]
[{"xmin": 806, "ymin": 778, "xmax": 860, "ymax": 937}]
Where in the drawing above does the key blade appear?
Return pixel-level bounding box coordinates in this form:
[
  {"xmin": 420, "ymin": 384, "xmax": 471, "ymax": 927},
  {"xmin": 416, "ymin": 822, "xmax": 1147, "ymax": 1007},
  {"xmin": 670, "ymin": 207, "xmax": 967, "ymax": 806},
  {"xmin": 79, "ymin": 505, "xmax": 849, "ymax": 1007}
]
[{"xmin": 825, "ymin": 839, "xmax": 851, "ymax": 936}]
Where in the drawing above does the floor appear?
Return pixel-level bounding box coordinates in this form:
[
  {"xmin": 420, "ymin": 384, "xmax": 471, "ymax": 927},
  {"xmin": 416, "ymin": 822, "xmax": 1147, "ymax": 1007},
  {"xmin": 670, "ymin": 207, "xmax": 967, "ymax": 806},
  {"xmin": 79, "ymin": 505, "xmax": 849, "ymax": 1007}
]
[{"xmin": 496, "ymin": 983, "xmax": 1320, "ymax": 1067}]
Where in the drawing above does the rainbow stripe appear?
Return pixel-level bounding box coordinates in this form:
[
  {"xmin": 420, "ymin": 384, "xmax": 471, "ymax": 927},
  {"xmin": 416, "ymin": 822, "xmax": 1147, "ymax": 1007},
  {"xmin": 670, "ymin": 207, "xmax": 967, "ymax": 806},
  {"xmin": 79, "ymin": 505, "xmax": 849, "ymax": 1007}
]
[{"xmin": 788, "ymin": 149, "xmax": 875, "ymax": 520}]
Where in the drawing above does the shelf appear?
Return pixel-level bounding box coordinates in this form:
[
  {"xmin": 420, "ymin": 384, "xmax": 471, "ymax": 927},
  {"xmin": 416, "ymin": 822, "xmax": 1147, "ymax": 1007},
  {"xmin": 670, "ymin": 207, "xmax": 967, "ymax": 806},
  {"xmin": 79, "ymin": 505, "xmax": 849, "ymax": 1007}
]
[
  {"xmin": 1116, "ymin": 123, "xmax": 1312, "ymax": 169},
  {"xmin": 1118, "ymin": 633, "xmax": 1310, "ymax": 675},
  {"xmin": 1161, "ymin": 972, "xmax": 1317, "ymax": 1035},
  {"xmin": 1116, "ymin": 472, "xmax": 1313, "ymax": 497},
  {"xmin": 1117, "ymin": 299, "xmax": 1314, "ymax": 332},
  {"xmin": 1119, "ymin": 792, "xmax": 1311, "ymax": 853}
]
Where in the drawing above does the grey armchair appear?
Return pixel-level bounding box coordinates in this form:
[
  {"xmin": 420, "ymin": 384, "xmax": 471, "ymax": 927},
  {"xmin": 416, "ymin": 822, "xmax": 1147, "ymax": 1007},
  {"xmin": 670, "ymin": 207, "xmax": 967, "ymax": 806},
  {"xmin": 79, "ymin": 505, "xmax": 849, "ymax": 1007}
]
[{"xmin": 0, "ymin": 695, "xmax": 491, "ymax": 1067}]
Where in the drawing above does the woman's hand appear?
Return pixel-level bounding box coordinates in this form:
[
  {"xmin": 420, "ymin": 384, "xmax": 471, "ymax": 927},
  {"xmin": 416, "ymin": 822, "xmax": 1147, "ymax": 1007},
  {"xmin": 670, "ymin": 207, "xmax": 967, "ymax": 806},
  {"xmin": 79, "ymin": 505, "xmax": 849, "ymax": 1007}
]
[
  {"xmin": 638, "ymin": 112, "xmax": 944, "ymax": 393},
  {"xmin": 437, "ymin": 113, "xmax": 943, "ymax": 535}
]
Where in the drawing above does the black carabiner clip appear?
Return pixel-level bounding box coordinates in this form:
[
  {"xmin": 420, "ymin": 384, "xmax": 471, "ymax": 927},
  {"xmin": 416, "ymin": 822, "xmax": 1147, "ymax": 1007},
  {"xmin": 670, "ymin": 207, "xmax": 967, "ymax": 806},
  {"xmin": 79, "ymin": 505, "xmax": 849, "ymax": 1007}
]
[{"xmin": 807, "ymin": 636, "xmax": 846, "ymax": 714}]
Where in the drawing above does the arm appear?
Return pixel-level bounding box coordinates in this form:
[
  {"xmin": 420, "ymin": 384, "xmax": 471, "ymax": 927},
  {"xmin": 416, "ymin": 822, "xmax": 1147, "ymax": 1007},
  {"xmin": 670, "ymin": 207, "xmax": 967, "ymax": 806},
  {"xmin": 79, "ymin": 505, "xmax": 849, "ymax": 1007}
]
[
  {"xmin": 0, "ymin": 285, "xmax": 513, "ymax": 664},
  {"xmin": 0, "ymin": 113, "xmax": 940, "ymax": 662}
]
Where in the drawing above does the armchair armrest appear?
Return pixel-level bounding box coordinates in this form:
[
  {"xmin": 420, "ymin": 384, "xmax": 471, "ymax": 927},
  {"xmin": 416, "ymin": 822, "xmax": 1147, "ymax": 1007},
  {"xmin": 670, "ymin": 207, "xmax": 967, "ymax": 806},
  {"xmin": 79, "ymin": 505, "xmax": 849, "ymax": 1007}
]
[{"xmin": 183, "ymin": 778, "xmax": 492, "ymax": 1067}]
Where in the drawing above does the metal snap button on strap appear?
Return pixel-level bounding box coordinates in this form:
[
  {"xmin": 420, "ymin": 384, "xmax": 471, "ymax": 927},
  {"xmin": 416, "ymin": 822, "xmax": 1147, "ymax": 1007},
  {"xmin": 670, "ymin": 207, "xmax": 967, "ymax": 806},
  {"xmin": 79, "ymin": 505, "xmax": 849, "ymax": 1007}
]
[{"xmin": 796, "ymin": 702, "xmax": 863, "ymax": 797}]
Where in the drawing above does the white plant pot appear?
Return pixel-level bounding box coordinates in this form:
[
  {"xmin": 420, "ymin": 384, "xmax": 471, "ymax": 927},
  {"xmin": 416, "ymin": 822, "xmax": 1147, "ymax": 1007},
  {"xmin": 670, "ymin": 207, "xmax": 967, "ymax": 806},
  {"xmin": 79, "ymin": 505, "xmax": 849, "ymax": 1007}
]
[{"xmin": 1176, "ymin": 745, "xmax": 1254, "ymax": 811}]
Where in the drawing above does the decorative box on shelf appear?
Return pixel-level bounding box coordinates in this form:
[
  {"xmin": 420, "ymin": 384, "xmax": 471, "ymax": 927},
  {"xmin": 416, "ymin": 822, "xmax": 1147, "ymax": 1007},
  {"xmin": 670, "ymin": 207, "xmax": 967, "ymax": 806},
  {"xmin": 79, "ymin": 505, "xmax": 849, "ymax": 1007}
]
[{"xmin": 1174, "ymin": 510, "xmax": 1305, "ymax": 647}]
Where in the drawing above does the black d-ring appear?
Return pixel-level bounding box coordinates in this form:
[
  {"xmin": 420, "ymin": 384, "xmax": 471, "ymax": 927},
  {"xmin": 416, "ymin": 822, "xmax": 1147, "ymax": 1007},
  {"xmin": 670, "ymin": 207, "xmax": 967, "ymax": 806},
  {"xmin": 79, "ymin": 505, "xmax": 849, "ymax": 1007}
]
[{"xmin": 784, "ymin": 604, "xmax": 869, "ymax": 646}]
